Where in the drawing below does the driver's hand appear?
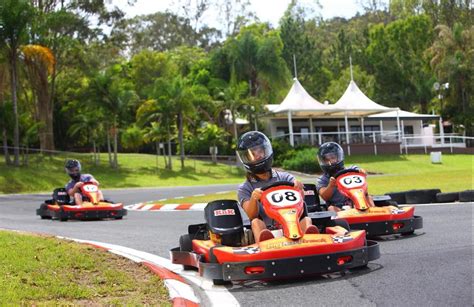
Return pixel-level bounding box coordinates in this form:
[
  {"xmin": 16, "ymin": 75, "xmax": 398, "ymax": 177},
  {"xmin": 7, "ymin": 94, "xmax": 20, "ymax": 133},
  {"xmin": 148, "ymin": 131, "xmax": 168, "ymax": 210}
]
[
  {"xmin": 75, "ymin": 182, "xmax": 84, "ymax": 188},
  {"xmin": 328, "ymin": 177, "xmax": 336, "ymax": 187},
  {"xmin": 293, "ymin": 179, "xmax": 304, "ymax": 191},
  {"xmin": 359, "ymin": 168, "xmax": 367, "ymax": 175},
  {"xmin": 90, "ymin": 179, "xmax": 99, "ymax": 185},
  {"xmin": 251, "ymin": 189, "xmax": 262, "ymax": 202}
]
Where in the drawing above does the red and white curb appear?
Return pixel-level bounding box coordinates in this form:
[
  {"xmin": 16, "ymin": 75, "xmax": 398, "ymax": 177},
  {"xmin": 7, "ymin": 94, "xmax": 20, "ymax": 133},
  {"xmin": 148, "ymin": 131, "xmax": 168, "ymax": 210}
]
[
  {"xmin": 125, "ymin": 203, "xmax": 208, "ymax": 211},
  {"xmin": 58, "ymin": 237, "xmax": 239, "ymax": 307},
  {"xmin": 126, "ymin": 201, "xmax": 472, "ymax": 212}
]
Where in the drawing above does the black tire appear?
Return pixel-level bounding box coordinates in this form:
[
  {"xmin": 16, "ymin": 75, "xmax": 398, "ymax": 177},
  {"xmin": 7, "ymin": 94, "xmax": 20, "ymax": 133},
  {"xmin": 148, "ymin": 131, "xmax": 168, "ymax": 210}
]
[
  {"xmin": 114, "ymin": 216, "xmax": 123, "ymax": 220},
  {"xmin": 334, "ymin": 219, "xmax": 350, "ymax": 232},
  {"xmin": 179, "ymin": 234, "xmax": 195, "ymax": 270},
  {"xmin": 40, "ymin": 215, "xmax": 51, "ymax": 220},
  {"xmin": 436, "ymin": 192, "xmax": 459, "ymax": 203},
  {"xmin": 459, "ymin": 190, "xmax": 474, "ymax": 202},
  {"xmin": 213, "ymin": 279, "xmax": 231, "ymax": 286},
  {"xmin": 59, "ymin": 217, "xmax": 68, "ymax": 222},
  {"xmin": 385, "ymin": 192, "xmax": 407, "ymax": 205},
  {"xmin": 405, "ymin": 189, "xmax": 441, "ymax": 204},
  {"xmin": 401, "ymin": 231, "xmax": 415, "ymax": 236}
]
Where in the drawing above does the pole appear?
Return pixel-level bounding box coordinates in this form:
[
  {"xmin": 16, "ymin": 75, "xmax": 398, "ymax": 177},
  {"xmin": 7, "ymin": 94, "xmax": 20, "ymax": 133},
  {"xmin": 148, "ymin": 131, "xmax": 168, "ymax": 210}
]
[
  {"xmin": 344, "ymin": 113, "xmax": 350, "ymax": 144},
  {"xmin": 293, "ymin": 54, "xmax": 298, "ymax": 79},
  {"xmin": 288, "ymin": 110, "xmax": 294, "ymax": 147},
  {"xmin": 396, "ymin": 109, "xmax": 401, "ymax": 142},
  {"xmin": 309, "ymin": 117, "xmax": 314, "ymax": 145},
  {"xmin": 361, "ymin": 117, "xmax": 365, "ymax": 144}
]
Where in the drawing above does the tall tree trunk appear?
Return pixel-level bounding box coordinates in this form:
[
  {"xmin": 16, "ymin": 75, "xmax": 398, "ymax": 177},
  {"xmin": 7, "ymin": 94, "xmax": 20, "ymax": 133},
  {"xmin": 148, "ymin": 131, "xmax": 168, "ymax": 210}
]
[
  {"xmin": 2, "ymin": 128, "xmax": 11, "ymax": 165},
  {"xmin": 231, "ymin": 108, "xmax": 238, "ymax": 142},
  {"xmin": 106, "ymin": 126, "xmax": 113, "ymax": 167},
  {"xmin": 113, "ymin": 118, "xmax": 118, "ymax": 169},
  {"xmin": 161, "ymin": 142, "xmax": 168, "ymax": 169},
  {"xmin": 178, "ymin": 112, "xmax": 185, "ymax": 170},
  {"xmin": 9, "ymin": 48, "xmax": 20, "ymax": 166},
  {"xmin": 155, "ymin": 140, "xmax": 160, "ymax": 172},
  {"xmin": 92, "ymin": 139, "xmax": 97, "ymax": 166},
  {"xmin": 167, "ymin": 124, "xmax": 172, "ymax": 170}
]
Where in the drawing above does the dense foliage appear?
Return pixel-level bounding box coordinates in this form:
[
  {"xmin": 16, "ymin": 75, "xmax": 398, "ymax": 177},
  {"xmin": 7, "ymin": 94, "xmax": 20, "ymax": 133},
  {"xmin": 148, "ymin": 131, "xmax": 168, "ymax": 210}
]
[{"xmin": 0, "ymin": 0, "xmax": 472, "ymax": 169}]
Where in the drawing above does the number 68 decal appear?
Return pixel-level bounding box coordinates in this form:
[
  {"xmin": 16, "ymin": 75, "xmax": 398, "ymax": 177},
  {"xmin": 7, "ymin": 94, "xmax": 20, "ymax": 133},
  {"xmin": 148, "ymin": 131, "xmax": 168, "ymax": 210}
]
[
  {"xmin": 339, "ymin": 175, "xmax": 365, "ymax": 188},
  {"xmin": 265, "ymin": 189, "xmax": 301, "ymax": 207}
]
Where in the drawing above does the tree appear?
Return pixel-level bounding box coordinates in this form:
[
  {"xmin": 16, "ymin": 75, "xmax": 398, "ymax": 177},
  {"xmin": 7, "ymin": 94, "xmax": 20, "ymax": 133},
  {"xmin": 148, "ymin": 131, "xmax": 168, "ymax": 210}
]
[
  {"xmin": 21, "ymin": 44, "xmax": 56, "ymax": 152},
  {"xmin": 68, "ymin": 112, "xmax": 103, "ymax": 166},
  {"xmin": 0, "ymin": 60, "xmax": 12, "ymax": 164},
  {"xmin": 197, "ymin": 123, "xmax": 228, "ymax": 163},
  {"xmin": 216, "ymin": 79, "xmax": 247, "ymax": 141},
  {"xmin": 0, "ymin": 0, "xmax": 35, "ymax": 166},
  {"xmin": 428, "ymin": 23, "xmax": 474, "ymax": 135}
]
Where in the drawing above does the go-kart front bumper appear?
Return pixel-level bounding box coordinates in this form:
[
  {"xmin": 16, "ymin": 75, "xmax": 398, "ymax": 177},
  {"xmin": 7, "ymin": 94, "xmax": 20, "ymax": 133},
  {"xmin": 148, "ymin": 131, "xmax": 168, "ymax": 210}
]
[
  {"xmin": 37, "ymin": 205, "xmax": 127, "ymax": 220},
  {"xmin": 170, "ymin": 240, "xmax": 380, "ymax": 282},
  {"xmin": 348, "ymin": 215, "xmax": 423, "ymax": 237}
]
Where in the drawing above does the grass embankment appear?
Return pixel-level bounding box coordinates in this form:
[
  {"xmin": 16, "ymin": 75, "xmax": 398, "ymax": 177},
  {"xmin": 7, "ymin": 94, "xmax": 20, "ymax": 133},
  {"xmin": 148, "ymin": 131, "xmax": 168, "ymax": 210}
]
[
  {"xmin": 159, "ymin": 154, "xmax": 473, "ymax": 204},
  {"xmin": 0, "ymin": 231, "xmax": 170, "ymax": 305},
  {"xmin": 0, "ymin": 153, "xmax": 244, "ymax": 194}
]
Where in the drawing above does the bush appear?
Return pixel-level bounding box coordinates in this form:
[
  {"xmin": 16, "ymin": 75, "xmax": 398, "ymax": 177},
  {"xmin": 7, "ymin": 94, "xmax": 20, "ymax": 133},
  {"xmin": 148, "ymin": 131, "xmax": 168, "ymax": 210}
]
[
  {"xmin": 272, "ymin": 139, "xmax": 295, "ymax": 166},
  {"xmin": 281, "ymin": 148, "xmax": 321, "ymax": 173}
]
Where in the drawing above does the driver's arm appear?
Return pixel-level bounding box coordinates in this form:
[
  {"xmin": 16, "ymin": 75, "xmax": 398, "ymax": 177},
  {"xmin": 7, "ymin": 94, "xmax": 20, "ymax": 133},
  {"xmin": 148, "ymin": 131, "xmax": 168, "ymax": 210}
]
[
  {"xmin": 242, "ymin": 189, "xmax": 262, "ymax": 220},
  {"xmin": 67, "ymin": 182, "xmax": 83, "ymax": 197},
  {"xmin": 319, "ymin": 177, "xmax": 336, "ymax": 201}
]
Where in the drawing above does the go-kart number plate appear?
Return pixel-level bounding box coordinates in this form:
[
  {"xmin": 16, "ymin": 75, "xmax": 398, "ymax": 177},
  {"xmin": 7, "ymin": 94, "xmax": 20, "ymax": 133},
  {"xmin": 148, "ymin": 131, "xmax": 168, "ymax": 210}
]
[
  {"xmin": 83, "ymin": 184, "xmax": 98, "ymax": 192},
  {"xmin": 265, "ymin": 189, "xmax": 301, "ymax": 207},
  {"xmin": 339, "ymin": 175, "xmax": 365, "ymax": 189}
]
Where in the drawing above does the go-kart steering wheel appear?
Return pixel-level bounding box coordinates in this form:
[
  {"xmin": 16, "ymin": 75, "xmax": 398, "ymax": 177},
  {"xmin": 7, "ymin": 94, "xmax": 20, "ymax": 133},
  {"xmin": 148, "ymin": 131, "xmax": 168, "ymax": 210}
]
[
  {"xmin": 260, "ymin": 181, "xmax": 295, "ymax": 191},
  {"xmin": 334, "ymin": 168, "xmax": 361, "ymax": 178}
]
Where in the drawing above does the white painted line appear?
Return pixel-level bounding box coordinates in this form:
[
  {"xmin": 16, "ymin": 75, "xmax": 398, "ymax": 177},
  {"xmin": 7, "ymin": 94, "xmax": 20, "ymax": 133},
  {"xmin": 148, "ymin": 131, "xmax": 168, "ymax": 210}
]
[
  {"xmin": 193, "ymin": 194, "xmax": 205, "ymax": 197},
  {"xmin": 165, "ymin": 279, "xmax": 202, "ymax": 302},
  {"xmin": 190, "ymin": 203, "xmax": 207, "ymax": 211},
  {"xmin": 216, "ymin": 191, "xmax": 231, "ymax": 195},
  {"xmin": 174, "ymin": 196, "xmax": 184, "ymax": 199},
  {"xmin": 158, "ymin": 198, "xmax": 168, "ymax": 202},
  {"xmin": 159, "ymin": 204, "xmax": 180, "ymax": 211}
]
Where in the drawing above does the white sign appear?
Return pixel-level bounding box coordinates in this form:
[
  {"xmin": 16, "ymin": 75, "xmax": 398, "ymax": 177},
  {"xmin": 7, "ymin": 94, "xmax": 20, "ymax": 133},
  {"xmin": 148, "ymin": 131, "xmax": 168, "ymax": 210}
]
[{"xmin": 265, "ymin": 189, "xmax": 302, "ymax": 207}]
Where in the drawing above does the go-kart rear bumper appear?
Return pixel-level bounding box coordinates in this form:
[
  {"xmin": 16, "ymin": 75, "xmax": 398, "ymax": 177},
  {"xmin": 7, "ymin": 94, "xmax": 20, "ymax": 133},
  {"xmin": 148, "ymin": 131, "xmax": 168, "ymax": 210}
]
[
  {"xmin": 348, "ymin": 215, "xmax": 423, "ymax": 237},
  {"xmin": 170, "ymin": 240, "xmax": 380, "ymax": 282},
  {"xmin": 37, "ymin": 206, "xmax": 127, "ymax": 220}
]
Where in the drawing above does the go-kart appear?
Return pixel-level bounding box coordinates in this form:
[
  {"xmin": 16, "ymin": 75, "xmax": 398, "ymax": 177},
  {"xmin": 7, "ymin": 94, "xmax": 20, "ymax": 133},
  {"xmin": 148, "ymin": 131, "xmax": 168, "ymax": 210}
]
[
  {"xmin": 36, "ymin": 182, "xmax": 127, "ymax": 221},
  {"xmin": 170, "ymin": 181, "xmax": 380, "ymax": 285},
  {"xmin": 329, "ymin": 169, "xmax": 423, "ymax": 237}
]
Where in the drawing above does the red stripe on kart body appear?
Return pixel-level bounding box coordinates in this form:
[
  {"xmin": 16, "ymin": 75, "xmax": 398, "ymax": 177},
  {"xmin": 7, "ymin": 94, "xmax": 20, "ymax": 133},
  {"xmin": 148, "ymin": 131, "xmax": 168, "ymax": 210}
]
[
  {"xmin": 142, "ymin": 261, "xmax": 186, "ymax": 283},
  {"xmin": 175, "ymin": 204, "xmax": 193, "ymax": 210},
  {"xmin": 172, "ymin": 297, "xmax": 200, "ymax": 307},
  {"xmin": 47, "ymin": 204, "xmax": 124, "ymax": 212}
]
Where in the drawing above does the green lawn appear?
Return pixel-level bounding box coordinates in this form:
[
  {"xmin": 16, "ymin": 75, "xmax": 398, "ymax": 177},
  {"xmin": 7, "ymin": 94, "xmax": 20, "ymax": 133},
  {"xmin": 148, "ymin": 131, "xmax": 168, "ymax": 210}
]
[
  {"xmin": 153, "ymin": 154, "xmax": 473, "ymax": 204},
  {"xmin": 0, "ymin": 153, "xmax": 244, "ymax": 194},
  {"xmin": 0, "ymin": 231, "xmax": 170, "ymax": 305}
]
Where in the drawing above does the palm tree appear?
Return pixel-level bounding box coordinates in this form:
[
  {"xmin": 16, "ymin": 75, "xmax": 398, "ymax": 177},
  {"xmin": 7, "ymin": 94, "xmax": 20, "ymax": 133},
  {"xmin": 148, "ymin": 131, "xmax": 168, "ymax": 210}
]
[
  {"xmin": 0, "ymin": 61, "xmax": 12, "ymax": 164},
  {"xmin": 142, "ymin": 122, "xmax": 167, "ymax": 171},
  {"xmin": 216, "ymin": 80, "xmax": 247, "ymax": 142},
  {"xmin": 68, "ymin": 112, "xmax": 103, "ymax": 166},
  {"xmin": 0, "ymin": 0, "xmax": 35, "ymax": 166}
]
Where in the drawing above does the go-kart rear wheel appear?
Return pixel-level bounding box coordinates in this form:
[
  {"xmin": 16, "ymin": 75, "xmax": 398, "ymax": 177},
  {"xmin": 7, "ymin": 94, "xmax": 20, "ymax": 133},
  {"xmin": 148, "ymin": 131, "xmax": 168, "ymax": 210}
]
[
  {"xmin": 179, "ymin": 234, "xmax": 195, "ymax": 270},
  {"xmin": 40, "ymin": 215, "xmax": 51, "ymax": 220},
  {"xmin": 114, "ymin": 216, "xmax": 123, "ymax": 220},
  {"xmin": 401, "ymin": 231, "xmax": 415, "ymax": 236},
  {"xmin": 59, "ymin": 217, "xmax": 68, "ymax": 222}
]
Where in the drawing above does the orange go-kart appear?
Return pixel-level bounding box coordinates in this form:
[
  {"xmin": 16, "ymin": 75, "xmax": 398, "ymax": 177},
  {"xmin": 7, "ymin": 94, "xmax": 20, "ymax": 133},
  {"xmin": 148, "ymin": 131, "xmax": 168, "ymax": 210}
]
[
  {"xmin": 36, "ymin": 182, "xmax": 127, "ymax": 221},
  {"xmin": 170, "ymin": 181, "xmax": 380, "ymax": 285},
  {"xmin": 333, "ymin": 169, "xmax": 423, "ymax": 237}
]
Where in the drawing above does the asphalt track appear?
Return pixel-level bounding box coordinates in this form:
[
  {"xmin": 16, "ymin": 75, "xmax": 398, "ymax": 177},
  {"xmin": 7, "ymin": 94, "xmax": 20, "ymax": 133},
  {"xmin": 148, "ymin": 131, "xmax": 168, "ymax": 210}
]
[{"xmin": 1, "ymin": 186, "xmax": 472, "ymax": 306}]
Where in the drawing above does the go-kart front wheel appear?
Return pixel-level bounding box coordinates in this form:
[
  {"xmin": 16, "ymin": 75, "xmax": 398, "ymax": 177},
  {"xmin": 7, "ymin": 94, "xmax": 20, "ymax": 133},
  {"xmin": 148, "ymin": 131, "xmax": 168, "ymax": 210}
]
[{"xmin": 179, "ymin": 234, "xmax": 195, "ymax": 270}]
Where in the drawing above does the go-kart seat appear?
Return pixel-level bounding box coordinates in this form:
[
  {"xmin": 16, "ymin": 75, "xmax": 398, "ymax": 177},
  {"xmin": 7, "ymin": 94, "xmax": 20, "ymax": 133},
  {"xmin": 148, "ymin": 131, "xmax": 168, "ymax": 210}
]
[
  {"xmin": 53, "ymin": 188, "xmax": 70, "ymax": 205},
  {"xmin": 303, "ymin": 183, "xmax": 324, "ymax": 212}
]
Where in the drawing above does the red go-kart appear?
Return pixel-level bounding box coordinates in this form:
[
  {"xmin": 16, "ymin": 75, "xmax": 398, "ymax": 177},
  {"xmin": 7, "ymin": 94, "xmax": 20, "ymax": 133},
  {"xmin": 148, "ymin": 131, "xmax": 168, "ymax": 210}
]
[
  {"xmin": 333, "ymin": 169, "xmax": 423, "ymax": 237},
  {"xmin": 170, "ymin": 181, "xmax": 380, "ymax": 285},
  {"xmin": 36, "ymin": 182, "xmax": 127, "ymax": 221}
]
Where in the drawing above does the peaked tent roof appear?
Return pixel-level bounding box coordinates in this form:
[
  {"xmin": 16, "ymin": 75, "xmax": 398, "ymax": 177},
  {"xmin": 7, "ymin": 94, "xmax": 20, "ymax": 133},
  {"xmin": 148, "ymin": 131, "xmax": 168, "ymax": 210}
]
[
  {"xmin": 272, "ymin": 79, "xmax": 330, "ymax": 114},
  {"xmin": 332, "ymin": 80, "xmax": 398, "ymax": 116}
]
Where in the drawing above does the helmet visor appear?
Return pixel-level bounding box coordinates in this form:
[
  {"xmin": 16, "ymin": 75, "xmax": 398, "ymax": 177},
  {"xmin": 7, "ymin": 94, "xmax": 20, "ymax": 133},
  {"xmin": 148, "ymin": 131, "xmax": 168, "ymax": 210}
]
[
  {"xmin": 237, "ymin": 143, "xmax": 273, "ymax": 165},
  {"xmin": 318, "ymin": 150, "xmax": 344, "ymax": 166},
  {"xmin": 66, "ymin": 166, "xmax": 81, "ymax": 176}
]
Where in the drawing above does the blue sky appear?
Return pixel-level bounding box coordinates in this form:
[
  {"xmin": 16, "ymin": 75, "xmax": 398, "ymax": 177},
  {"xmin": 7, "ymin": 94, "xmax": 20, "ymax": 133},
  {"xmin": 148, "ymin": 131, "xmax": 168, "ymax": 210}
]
[{"xmin": 110, "ymin": 0, "xmax": 367, "ymax": 27}]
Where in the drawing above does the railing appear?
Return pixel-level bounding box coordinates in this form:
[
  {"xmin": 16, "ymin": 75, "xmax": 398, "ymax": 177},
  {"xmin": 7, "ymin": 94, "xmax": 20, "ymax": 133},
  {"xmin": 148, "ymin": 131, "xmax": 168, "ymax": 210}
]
[
  {"xmin": 401, "ymin": 134, "xmax": 474, "ymax": 153},
  {"xmin": 271, "ymin": 130, "xmax": 401, "ymax": 146}
]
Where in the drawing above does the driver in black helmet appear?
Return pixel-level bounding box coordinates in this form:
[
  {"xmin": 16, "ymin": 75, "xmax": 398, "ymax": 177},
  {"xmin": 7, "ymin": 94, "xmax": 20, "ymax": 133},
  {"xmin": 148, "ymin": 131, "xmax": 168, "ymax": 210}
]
[
  {"xmin": 64, "ymin": 159, "xmax": 104, "ymax": 205},
  {"xmin": 237, "ymin": 131, "xmax": 319, "ymax": 243},
  {"xmin": 316, "ymin": 142, "xmax": 374, "ymax": 211}
]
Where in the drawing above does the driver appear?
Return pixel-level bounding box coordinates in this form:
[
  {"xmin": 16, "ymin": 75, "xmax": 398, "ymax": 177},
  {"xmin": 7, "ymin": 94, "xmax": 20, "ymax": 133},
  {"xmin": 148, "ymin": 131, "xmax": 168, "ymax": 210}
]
[
  {"xmin": 237, "ymin": 131, "xmax": 319, "ymax": 243},
  {"xmin": 64, "ymin": 159, "xmax": 104, "ymax": 205},
  {"xmin": 316, "ymin": 142, "xmax": 374, "ymax": 211}
]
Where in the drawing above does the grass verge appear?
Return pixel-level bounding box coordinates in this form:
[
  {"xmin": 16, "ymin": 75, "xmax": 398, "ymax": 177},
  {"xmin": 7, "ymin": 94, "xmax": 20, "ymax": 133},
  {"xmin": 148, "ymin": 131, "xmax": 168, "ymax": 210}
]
[
  {"xmin": 0, "ymin": 153, "xmax": 244, "ymax": 194},
  {"xmin": 0, "ymin": 230, "xmax": 170, "ymax": 305}
]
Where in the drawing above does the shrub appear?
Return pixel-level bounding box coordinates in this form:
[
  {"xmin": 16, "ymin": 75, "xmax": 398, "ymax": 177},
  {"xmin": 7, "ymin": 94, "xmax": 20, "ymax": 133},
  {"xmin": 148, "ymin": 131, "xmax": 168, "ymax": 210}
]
[{"xmin": 281, "ymin": 148, "xmax": 321, "ymax": 173}]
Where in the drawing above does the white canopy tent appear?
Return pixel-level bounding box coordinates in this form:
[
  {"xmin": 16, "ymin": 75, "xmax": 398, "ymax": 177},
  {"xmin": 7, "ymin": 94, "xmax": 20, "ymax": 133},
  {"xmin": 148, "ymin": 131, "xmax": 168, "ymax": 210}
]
[
  {"xmin": 332, "ymin": 80, "xmax": 399, "ymax": 144},
  {"xmin": 271, "ymin": 78, "xmax": 335, "ymax": 146}
]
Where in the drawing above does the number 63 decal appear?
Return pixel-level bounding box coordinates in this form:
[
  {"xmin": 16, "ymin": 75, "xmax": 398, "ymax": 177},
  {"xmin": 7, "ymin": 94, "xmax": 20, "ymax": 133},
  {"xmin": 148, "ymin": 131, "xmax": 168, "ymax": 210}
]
[{"xmin": 339, "ymin": 175, "xmax": 365, "ymax": 188}]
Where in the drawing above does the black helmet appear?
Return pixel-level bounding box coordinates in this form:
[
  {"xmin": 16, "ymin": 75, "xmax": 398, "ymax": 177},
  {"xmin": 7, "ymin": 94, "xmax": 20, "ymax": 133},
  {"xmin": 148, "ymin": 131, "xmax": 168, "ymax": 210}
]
[
  {"xmin": 317, "ymin": 142, "xmax": 344, "ymax": 176},
  {"xmin": 236, "ymin": 131, "xmax": 273, "ymax": 175},
  {"xmin": 65, "ymin": 159, "xmax": 81, "ymax": 181}
]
